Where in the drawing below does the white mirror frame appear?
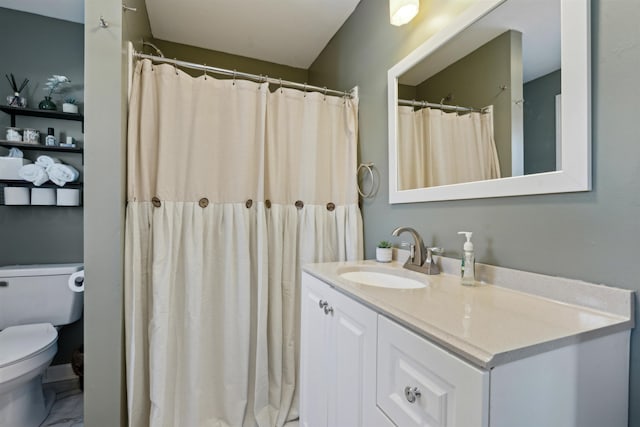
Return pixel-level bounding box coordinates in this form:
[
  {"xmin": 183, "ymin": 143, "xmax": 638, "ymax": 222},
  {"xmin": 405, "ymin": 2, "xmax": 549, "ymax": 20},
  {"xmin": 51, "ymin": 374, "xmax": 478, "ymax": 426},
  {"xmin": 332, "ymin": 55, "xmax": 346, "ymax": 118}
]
[{"xmin": 388, "ymin": 0, "xmax": 590, "ymax": 203}]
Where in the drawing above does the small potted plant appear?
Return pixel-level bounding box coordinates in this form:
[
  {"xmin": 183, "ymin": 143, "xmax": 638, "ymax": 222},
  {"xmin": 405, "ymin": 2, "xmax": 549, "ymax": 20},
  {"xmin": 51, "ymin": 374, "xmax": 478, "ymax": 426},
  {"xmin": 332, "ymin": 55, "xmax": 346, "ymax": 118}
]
[
  {"xmin": 5, "ymin": 73, "xmax": 28, "ymax": 108},
  {"xmin": 376, "ymin": 241, "xmax": 393, "ymax": 263},
  {"xmin": 39, "ymin": 75, "xmax": 71, "ymax": 110},
  {"xmin": 62, "ymin": 97, "xmax": 78, "ymax": 114}
]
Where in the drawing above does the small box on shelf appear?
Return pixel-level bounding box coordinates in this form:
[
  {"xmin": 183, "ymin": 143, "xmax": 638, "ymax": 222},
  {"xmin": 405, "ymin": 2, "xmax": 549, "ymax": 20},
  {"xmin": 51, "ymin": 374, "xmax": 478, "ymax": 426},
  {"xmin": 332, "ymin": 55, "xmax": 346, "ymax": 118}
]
[{"xmin": 3, "ymin": 187, "xmax": 30, "ymax": 205}]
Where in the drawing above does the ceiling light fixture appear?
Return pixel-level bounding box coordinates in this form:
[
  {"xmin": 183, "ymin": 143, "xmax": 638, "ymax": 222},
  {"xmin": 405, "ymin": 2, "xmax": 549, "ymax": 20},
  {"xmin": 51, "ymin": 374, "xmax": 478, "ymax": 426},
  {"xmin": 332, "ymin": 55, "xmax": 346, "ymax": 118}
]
[{"xmin": 390, "ymin": 0, "xmax": 420, "ymax": 26}]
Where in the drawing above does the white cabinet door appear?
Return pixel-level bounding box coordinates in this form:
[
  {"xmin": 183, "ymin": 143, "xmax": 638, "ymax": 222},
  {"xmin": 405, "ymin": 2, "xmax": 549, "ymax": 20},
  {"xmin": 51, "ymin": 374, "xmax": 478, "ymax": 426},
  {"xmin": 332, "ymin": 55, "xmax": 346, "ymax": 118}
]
[
  {"xmin": 327, "ymin": 285, "xmax": 379, "ymax": 427},
  {"xmin": 377, "ymin": 316, "xmax": 489, "ymax": 427},
  {"xmin": 300, "ymin": 273, "xmax": 384, "ymax": 427},
  {"xmin": 300, "ymin": 275, "xmax": 331, "ymax": 427}
]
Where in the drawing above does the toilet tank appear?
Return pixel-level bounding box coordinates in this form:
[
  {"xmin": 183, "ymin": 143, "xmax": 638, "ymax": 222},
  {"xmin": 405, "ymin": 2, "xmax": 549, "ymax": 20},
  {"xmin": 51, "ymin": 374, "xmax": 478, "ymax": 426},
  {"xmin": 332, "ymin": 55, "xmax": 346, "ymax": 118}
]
[{"xmin": 0, "ymin": 263, "xmax": 83, "ymax": 330}]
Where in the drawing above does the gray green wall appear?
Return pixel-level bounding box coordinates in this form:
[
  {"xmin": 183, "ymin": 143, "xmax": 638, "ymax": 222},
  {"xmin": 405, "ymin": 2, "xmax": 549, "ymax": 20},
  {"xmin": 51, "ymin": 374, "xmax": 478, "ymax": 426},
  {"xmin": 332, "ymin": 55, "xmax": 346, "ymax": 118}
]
[
  {"xmin": 309, "ymin": 0, "xmax": 640, "ymax": 424},
  {"xmin": 523, "ymin": 69, "xmax": 561, "ymax": 174},
  {"xmin": 0, "ymin": 8, "xmax": 84, "ymax": 264},
  {"xmin": 414, "ymin": 30, "xmax": 520, "ymax": 177},
  {"xmin": 149, "ymin": 38, "xmax": 308, "ymax": 82},
  {"xmin": 0, "ymin": 8, "xmax": 84, "ymax": 365}
]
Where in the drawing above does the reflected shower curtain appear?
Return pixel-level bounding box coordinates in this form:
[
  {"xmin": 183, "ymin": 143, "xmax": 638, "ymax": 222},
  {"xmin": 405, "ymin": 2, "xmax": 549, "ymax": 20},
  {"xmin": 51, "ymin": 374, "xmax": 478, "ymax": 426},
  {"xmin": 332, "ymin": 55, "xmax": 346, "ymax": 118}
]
[
  {"xmin": 397, "ymin": 106, "xmax": 501, "ymax": 189},
  {"xmin": 125, "ymin": 59, "xmax": 362, "ymax": 427}
]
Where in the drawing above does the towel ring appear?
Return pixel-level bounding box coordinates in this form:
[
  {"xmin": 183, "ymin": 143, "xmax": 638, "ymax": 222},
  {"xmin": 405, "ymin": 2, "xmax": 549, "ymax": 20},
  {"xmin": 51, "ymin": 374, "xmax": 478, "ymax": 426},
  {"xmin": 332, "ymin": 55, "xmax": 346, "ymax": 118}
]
[{"xmin": 357, "ymin": 162, "xmax": 376, "ymax": 199}]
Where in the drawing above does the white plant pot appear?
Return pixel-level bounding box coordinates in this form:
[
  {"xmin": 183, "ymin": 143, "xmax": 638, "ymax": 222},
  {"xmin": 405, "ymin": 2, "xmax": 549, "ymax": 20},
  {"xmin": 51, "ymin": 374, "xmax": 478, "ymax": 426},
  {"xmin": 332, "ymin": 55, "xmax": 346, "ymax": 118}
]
[
  {"xmin": 376, "ymin": 247, "xmax": 393, "ymax": 263},
  {"xmin": 62, "ymin": 103, "xmax": 78, "ymax": 114}
]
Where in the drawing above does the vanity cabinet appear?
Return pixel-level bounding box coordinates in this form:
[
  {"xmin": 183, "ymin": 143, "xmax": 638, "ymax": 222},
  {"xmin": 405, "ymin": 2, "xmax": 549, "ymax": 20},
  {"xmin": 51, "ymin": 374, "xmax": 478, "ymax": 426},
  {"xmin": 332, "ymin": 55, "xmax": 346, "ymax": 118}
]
[
  {"xmin": 300, "ymin": 273, "xmax": 393, "ymax": 427},
  {"xmin": 301, "ymin": 268, "xmax": 631, "ymax": 427}
]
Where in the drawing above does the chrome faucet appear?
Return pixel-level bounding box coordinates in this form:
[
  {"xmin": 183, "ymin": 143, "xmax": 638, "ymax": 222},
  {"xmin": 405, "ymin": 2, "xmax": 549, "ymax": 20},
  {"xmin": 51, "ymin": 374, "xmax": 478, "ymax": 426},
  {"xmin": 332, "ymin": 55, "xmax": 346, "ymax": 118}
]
[{"xmin": 391, "ymin": 226, "xmax": 443, "ymax": 275}]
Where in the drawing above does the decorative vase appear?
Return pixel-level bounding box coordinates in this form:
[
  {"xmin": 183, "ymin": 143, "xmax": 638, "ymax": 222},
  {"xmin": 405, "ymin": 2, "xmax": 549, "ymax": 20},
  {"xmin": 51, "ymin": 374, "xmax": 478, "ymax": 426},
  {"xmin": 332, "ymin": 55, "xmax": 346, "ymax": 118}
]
[
  {"xmin": 376, "ymin": 247, "xmax": 393, "ymax": 263},
  {"xmin": 38, "ymin": 96, "xmax": 57, "ymax": 110},
  {"xmin": 6, "ymin": 93, "xmax": 26, "ymax": 108},
  {"xmin": 62, "ymin": 103, "xmax": 79, "ymax": 114}
]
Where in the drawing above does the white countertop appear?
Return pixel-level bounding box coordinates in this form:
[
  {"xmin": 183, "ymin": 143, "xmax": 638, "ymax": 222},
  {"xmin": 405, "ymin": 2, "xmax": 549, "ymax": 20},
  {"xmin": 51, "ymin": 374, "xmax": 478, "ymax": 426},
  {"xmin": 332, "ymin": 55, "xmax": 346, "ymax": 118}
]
[{"xmin": 303, "ymin": 259, "xmax": 634, "ymax": 369}]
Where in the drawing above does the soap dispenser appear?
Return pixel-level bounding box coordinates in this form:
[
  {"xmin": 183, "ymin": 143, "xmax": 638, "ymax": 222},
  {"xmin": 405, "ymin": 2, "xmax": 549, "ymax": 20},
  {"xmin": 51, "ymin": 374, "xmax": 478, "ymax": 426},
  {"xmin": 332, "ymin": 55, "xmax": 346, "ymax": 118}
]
[{"xmin": 458, "ymin": 231, "xmax": 476, "ymax": 286}]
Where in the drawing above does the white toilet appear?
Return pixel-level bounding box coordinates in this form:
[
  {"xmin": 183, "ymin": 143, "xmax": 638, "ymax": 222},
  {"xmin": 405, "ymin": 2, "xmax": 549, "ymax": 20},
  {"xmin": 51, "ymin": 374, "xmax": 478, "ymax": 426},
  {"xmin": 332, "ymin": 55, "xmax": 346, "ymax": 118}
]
[{"xmin": 0, "ymin": 263, "xmax": 83, "ymax": 427}]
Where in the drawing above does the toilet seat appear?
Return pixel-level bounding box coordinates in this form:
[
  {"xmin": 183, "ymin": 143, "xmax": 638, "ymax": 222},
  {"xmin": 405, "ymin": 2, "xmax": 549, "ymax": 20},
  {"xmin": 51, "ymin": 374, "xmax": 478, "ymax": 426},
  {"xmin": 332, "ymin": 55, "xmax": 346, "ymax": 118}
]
[{"xmin": 0, "ymin": 323, "xmax": 57, "ymax": 369}]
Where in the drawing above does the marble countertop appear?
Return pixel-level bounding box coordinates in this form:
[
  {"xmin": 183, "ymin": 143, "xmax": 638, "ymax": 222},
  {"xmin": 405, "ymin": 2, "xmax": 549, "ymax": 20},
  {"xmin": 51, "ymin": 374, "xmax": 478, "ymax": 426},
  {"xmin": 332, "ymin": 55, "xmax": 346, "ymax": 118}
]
[{"xmin": 303, "ymin": 259, "xmax": 634, "ymax": 369}]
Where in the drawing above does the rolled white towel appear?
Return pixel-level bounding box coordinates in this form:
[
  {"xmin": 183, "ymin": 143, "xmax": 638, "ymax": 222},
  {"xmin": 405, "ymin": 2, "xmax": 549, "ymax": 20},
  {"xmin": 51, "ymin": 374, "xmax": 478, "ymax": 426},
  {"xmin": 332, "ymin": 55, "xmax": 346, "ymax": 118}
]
[
  {"xmin": 18, "ymin": 164, "xmax": 49, "ymax": 186},
  {"xmin": 48, "ymin": 163, "xmax": 80, "ymax": 187},
  {"xmin": 36, "ymin": 155, "xmax": 61, "ymax": 169}
]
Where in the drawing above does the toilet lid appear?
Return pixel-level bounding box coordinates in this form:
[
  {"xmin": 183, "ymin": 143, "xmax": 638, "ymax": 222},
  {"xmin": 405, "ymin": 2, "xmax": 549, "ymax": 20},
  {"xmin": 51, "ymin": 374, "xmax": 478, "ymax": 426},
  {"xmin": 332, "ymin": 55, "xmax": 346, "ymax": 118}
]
[{"xmin": 0, "ymin": 323, "xmax": 57, "ymax": 368}]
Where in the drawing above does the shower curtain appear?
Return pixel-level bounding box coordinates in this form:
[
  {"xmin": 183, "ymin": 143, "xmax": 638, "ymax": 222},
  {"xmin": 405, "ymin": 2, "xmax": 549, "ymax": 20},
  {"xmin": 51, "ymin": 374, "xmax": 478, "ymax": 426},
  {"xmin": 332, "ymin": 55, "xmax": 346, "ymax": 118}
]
[
  {"xmin": 397, "ymin": 105, "xmax": 501, "ymax": 189},
  {"xmin": 125, "ymin": 59, "xmax": 362, "ymax": 427}
]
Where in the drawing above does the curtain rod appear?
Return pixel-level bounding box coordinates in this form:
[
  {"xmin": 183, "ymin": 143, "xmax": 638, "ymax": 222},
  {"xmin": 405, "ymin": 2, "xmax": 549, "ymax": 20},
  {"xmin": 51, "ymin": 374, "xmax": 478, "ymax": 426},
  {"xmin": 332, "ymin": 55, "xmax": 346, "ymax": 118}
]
[
  {"xmin": 133, "ymin": 51, "xmax": 354, "ymax": 98},
  {"xmin": 398, "ymin": 98, "xmax": 484, "ymax": 113}
]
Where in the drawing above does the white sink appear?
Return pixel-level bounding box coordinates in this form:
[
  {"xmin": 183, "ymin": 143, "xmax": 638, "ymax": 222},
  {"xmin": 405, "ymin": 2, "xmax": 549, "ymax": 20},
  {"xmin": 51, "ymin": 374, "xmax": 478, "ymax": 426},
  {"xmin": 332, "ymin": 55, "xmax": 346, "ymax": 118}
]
[{"xmin": 338, "ymin": 269, "xmax": 427, "ymax": 289}]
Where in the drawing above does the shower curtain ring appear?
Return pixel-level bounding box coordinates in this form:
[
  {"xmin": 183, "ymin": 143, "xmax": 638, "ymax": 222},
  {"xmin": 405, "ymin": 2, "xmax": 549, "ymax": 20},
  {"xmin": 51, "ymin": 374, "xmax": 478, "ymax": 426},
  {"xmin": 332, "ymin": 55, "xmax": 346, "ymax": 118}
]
[
  {"xmin": 279, "ymin": 78, "xmax": 283, "ymax": 93},
  {"xmin": 323, "ymin": 87, "xmax": 327, "ymax": 101},
  {"xmin": 233, "ymin": 70, "xmax": 236, "ymax": 86},
  {"xmin": 203, "ymin": 64, "xmax": 207, "ymax": 80},
  {"xmin": 303, "ymin": 83, "xmax": 307, "ymax": 97},
  {"xmin": 173, "ymin": 59, "xmax": 179, "ymax": 76}
]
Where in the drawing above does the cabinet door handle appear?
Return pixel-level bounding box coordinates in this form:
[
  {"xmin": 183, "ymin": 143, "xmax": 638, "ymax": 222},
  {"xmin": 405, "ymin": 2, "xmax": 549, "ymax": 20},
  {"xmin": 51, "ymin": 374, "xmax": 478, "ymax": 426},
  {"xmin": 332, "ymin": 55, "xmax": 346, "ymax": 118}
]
[
  {"xmin": 404, "ymin": 386, "xmax": 421, "ymax": 403},
  {"xmin": 319, "ymin": 300, "xmax": 328, "ymax": 309},
  {"xmin": 324, "ymin": 305, "xmax": 334, "ymax": 315}
]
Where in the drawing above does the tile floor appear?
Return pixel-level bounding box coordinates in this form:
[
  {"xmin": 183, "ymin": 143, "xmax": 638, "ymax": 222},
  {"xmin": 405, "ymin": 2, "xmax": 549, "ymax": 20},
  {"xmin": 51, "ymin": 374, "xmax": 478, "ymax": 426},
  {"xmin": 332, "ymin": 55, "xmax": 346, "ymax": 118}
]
[
  {"xmin": 37, "ymin": 380, "xmax": 300, "ymax": 427},
  {"xmin": 41, "ymin": 379, "xmax": 83, "ymax": 427}
]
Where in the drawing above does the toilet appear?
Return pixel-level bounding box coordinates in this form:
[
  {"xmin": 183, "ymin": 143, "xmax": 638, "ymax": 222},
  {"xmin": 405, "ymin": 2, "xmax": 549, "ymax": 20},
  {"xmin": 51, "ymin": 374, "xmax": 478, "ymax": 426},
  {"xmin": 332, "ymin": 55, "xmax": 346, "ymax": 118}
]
[{"xmin": 0, "ymin": 263, "xmax": 83, "ymax": 427}]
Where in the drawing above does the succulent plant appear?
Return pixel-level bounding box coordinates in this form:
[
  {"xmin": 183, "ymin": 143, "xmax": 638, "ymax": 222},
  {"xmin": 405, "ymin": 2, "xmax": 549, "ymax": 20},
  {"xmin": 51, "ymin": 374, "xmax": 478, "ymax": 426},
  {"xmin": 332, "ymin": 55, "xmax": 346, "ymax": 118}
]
[{"xmin": 44, "ymin": 75, "xmax": 71, "ymax": 98}]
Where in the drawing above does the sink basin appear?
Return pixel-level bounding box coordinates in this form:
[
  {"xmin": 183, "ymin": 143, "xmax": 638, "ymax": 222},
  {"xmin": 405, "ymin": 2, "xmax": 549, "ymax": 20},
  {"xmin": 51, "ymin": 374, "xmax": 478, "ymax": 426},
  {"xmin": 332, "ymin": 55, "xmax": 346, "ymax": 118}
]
[{"xmin": 338, "ymin": 268, "xmax": 427, "ymax": 289}]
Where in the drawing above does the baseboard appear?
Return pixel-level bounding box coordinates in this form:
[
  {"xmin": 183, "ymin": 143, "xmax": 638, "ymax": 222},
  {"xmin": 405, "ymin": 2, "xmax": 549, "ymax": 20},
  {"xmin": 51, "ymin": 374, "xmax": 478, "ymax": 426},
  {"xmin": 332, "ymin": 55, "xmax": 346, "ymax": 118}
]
[{"xmin": 43, "ymin": 363, "xmax": 77, "ymax": 384}]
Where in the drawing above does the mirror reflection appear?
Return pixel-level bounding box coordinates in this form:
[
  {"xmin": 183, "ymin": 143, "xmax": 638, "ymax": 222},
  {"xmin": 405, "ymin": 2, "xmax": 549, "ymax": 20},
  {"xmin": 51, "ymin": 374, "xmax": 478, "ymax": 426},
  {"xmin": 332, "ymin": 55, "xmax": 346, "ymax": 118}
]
[{"xmin": 396, "ymin": 0, "xmax": 560, "ymax": 190}]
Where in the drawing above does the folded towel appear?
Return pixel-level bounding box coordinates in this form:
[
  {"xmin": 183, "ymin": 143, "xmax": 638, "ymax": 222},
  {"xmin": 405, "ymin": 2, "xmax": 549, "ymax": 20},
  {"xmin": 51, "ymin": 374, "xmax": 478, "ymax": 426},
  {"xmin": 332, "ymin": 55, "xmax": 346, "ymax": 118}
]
[
  {"xmin": 18, "ymin": 164, "xmax": 49, "ymax": 186},
  {"xmin": 35, "ymin": 155, "xmax": 61, "ymax": 169},
  {"xmin": 8, "ymin": 148, "xmax": 23, "ymax": 158},
  {"xmin": 48, "ymin": 163, "xmax": 79, "ymax": 187}
]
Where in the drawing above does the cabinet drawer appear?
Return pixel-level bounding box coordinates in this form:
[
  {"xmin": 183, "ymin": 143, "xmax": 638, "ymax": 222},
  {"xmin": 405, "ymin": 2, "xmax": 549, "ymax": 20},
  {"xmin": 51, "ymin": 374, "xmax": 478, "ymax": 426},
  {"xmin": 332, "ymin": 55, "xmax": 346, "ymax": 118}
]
[{"xmin": 377, "ymin": 316, "xmax": 489, "ymax": 427}]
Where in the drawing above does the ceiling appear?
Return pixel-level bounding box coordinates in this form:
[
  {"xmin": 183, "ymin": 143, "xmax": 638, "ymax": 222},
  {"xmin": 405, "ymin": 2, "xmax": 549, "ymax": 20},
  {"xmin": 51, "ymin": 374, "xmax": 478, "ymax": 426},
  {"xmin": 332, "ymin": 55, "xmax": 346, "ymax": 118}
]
[
  {"xmin": 145, "ymin": 0, "xmax": 362, "ymax": 69},
  {"xmin": 0, "ymin": 0, "xmax": 360, "ymax": 69},
  {"xmin": 0, "ymin": 0, "xmax": 83, "ymax": 23},
  {"xmin": 0, "ymin": 0, "xmax": 361, "ymax": 70}
]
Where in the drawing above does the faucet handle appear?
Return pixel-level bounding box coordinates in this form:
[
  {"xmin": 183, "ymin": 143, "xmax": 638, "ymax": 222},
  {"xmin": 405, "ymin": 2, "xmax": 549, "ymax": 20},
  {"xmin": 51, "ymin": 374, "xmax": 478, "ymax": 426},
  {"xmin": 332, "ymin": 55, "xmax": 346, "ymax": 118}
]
[
  {"xmin": 424, "ymin": 247, "xmax": 443, "ymax": 275},
  {"xmin": 400, "ymin": 241, "xmax": 415, "ymax": 261},
  {"xmin": 425, "ymin": 247, "xmax": 444, "ymax": 269},
  {"xmin": 427, "ymin": 247, "xmax": 444, "ymax": 256}
]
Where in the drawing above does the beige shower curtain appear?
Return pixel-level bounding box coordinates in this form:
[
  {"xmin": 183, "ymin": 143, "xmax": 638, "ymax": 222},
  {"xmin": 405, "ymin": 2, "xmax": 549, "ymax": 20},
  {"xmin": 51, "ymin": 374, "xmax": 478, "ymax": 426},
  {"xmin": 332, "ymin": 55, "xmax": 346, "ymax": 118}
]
[
  {"xmin": 125, "ymin": 59, "xmax": 362, "ymax": 427},
  {"xmin": 397, "ymin": 105, "xmax": 501, "ymax": 189}
]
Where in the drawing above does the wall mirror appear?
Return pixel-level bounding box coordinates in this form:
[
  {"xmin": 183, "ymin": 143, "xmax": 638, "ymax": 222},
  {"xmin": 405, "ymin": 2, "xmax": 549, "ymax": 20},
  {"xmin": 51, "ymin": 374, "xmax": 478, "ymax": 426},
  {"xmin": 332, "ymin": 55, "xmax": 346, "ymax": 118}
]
[{"xmin": 388, "ymin": 0, "xmax": 590, "ymax": 203}]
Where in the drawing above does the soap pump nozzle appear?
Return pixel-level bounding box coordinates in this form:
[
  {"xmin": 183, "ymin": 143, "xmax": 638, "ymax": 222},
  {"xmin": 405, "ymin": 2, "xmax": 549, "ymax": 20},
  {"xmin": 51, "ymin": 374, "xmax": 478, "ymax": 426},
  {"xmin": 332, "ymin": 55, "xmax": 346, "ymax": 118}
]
[{"xmin": 458, "ymin": 231, "xmax": 473, "ymax": 251}]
